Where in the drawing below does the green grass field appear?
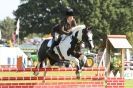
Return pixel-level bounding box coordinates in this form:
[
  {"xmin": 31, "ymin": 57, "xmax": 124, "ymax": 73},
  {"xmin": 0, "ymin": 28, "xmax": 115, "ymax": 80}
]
[{"xmin": 125, "ymin": 80, "xmax": 133, "ymax": 88}]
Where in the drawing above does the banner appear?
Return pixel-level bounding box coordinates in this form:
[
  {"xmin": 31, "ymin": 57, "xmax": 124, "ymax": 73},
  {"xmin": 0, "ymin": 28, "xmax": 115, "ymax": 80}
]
[{"xmin": 16, "ymin": 19, "xmax": 20, "ymax": 36}]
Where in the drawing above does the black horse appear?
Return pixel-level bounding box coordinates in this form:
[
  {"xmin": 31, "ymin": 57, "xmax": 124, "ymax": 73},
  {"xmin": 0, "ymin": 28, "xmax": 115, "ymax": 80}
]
[{"xmin": 34, "ymin": 25, "xmax": 94, "ymax": 78}]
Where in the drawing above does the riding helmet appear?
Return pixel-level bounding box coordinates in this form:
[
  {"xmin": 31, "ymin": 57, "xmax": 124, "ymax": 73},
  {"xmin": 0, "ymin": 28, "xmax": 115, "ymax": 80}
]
[{"xmin": 65, "ymin": 7, "xmax": 74, "ymax": 16}]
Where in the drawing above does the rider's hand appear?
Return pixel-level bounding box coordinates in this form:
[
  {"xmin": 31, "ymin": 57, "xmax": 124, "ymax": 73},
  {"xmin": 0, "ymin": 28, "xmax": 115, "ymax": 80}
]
[
  {"xmin": 68, "ymin": 31, "xmax": 72, "ymax": 35},
  {"xmin": 78, "ymin": 52, "xmax": 82, "ymax": 55}
]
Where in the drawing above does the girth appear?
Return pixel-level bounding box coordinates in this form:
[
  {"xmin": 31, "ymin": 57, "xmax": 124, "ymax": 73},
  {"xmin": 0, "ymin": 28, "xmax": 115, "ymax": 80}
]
[{"xmin": 56, "ymin": 46, "xmax": 65, "ymax": 60}]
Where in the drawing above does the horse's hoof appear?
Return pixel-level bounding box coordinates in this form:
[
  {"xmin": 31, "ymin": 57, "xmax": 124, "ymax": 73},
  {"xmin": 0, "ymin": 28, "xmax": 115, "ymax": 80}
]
[
  {"xmin": 33, "ymin": 72, "xmax": 39, "ymax": 76},
  {"xmin": 42, "ymin": 80, "xmax": 45, "ymax": 83},
  {"xmin": 76, "ymin": 70, "xmax": 82, "ymax": 73},
  {"xmin": 44, "ymin": 72, "xmax": 47, "ymax": 76},
  {"xmin": 76, "ymin": 75, "xmax": 80, "ymax": 79},
  {"xmin": 75, "ymin": 70, "xmax": 81, "ymax": 79}
]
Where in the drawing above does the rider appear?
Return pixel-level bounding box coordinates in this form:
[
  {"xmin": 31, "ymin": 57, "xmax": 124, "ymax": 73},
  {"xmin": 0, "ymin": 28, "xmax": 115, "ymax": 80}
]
[{"xmin": 47, "ymin": 7, "xmax": 77, "ymax": 55}]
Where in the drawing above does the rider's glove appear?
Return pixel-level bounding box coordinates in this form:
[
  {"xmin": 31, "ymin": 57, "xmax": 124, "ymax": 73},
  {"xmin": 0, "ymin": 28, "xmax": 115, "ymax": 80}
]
[{"xmin": 68, "ymin": 31, "xmax": 72, "ymax": 35}]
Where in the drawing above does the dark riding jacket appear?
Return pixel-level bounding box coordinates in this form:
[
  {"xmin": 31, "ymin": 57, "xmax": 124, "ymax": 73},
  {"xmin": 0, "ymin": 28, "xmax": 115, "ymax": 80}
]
[
  {"xmin": 52, "ymin": 18, "xmax": 77, "ymax": 36},
  {"xmin": 59, "ymin": 18, "xmax": 77, "ymax": 35}
]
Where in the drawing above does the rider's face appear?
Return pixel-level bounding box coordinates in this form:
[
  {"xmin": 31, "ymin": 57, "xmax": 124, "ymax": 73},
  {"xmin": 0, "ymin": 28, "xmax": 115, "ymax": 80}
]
[{"xmin": 67, "ymin": 16, "xmax": 74, "ymax": 22}]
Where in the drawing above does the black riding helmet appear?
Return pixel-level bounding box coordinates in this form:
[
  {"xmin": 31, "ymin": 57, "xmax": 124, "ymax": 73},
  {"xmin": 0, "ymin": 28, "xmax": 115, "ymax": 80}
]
[{"xmin": 65, "ymin": 7, "xmax": 74, "ymax": 16}]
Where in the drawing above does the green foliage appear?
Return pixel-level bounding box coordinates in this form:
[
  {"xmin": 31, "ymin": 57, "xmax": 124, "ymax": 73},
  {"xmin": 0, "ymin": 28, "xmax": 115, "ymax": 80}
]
[
  {"xmin": 126, "ymin": 32, "xmax": 133, "ymax": 48},
  {"xmin": 14, "ymin": 0, "xmax": 133, "ymax": 46},
  {"xmin": 14, "ymin": 0, "xmax": 67, "ymax": 39},
  {"xmin": 31, "ymin": 54, "xmax": 38, "ymax": 62},
  {"xmin": 0, "ymin": 17, "xmax": 15, "ymax": 40},
  {"xmin": 110, "ymin": 55, "xmax": 122, "ymax": 71}
]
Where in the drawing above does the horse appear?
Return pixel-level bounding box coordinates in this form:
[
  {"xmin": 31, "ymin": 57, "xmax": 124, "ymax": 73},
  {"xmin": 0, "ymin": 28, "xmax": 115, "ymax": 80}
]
[{"xmin": 34, "ymin": 25, "xmax": 94, "ymax": 78}]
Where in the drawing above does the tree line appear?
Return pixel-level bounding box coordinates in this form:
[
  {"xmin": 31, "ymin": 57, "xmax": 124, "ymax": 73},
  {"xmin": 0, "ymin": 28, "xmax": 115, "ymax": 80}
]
[{"xmin": 0, "ymin": 0, "xmax": 133, "ymax": 48}]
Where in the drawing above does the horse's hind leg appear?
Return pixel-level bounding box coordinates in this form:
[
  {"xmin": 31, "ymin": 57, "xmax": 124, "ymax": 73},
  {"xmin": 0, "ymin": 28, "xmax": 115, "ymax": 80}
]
[
  {"xmin": 43, "ymin": 58, "xmax": 48, "ymax": 76},
  {"xmin": 33, "ymin": 61, "xmax": 41, "ymax": 76}
]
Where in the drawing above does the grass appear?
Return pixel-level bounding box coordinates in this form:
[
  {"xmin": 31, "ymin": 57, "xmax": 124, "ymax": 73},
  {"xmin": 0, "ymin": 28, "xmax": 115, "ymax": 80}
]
[{"xmin": 125, "ymin": 80, "xmax": 133, "ymax": 88}]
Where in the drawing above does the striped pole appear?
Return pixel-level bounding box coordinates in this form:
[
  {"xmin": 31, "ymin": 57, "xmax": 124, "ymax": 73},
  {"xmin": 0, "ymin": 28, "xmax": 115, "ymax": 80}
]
[
  {"xmin": 0, "ymin": 76, "xmax": 104, "ymax": 80},
  {"xmin": 0, "ymin": 67, "xmax": 104, "ymax": 72}
]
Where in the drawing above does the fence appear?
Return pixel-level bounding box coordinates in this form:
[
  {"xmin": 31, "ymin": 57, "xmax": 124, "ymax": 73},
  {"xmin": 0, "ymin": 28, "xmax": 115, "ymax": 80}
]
[{"xmin": 0, "ymin": 67, "xmax": 124, "ymax": 88}]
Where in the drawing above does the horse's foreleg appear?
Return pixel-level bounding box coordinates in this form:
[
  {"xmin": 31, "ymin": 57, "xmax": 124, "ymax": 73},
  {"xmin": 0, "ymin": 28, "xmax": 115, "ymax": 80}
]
[
  {"xmin": 71, "ymin": 58, "xmax": 81, "ymax": 79},
  {"xmin": 75, "ymin": 65, "xmax": 82, "ymax": 79},
  {"xmin": 79, "ymin": 55, "xmax": 87, "ymax": 68}
]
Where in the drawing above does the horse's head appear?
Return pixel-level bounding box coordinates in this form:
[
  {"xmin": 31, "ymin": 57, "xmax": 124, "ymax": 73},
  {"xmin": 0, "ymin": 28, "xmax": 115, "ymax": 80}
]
[
  {"xmin": 82, "ymin": 26, "xmax": 94, "ymax": 50},
  {"xmin": 72, "ymin": 25, "xmax": 94, "ymax": 50}
]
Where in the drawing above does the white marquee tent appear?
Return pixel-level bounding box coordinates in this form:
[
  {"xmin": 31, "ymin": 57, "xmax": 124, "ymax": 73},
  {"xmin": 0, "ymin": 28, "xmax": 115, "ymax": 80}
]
[{"xmin": 0, "ymin": 47, "xmax": 28, "ymax": 68}]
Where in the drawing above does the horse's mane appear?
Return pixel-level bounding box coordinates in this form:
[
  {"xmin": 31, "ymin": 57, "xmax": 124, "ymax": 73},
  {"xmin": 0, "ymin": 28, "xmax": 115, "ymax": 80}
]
[{"xmin": 71, "ymin": 25, "xmax": 86, "ymax": 33}]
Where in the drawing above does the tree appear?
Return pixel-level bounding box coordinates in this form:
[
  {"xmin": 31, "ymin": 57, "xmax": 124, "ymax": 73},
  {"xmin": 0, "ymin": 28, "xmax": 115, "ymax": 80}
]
[
  {"xmin": 126, "ymin": 32, "xmax": 133, "ymax": 47},
  {"xmin": 0, "ymin": 17, "xmax": 15, "ymax": 40},
  {"xmin": 14, "ymin": 0, "xmax": 133, "ymax": 48},
  {"xmin": 70, "ymin": 0, "xmax": 133, "ymax": 48},
  {"xmin": 14, "ymin": 0, "xmax": 67, "ymax": 39}
]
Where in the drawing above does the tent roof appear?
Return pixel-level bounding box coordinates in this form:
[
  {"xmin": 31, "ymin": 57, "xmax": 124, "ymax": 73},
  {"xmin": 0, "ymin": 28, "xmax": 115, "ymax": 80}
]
[
  {"xmin": 108, "ymin": 35, "xmax": 132, "ymax": 49},
  {"xmin": 19, "ymin": 44, "xmax": 38, "ymax": 52}
]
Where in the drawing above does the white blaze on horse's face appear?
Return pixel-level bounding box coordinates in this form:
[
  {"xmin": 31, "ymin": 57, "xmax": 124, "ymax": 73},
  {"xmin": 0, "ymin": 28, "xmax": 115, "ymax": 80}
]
[
  {"xmin": 71, "ymin": 25, "xmax": 94, "ymax": 49},
  {"xmin": 87, "ymin": 31, "xmax": 94, "ymax": 49}
]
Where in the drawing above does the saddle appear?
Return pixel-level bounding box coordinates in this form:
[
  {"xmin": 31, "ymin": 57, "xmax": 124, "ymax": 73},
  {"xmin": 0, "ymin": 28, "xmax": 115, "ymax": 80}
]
[
  {"xmin": 47, "ymin": 39, "xmax": 65, "ymax": 60},
  {"xmin": 47, "ymin": 39, "xmax": 53, "ymax": 47}
]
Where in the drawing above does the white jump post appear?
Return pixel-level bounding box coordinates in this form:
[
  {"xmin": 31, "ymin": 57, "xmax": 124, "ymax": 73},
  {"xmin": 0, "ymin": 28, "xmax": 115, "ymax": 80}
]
[{"xmin": 105, "ymin": 35, "xmax": 132, "ymax": 77}]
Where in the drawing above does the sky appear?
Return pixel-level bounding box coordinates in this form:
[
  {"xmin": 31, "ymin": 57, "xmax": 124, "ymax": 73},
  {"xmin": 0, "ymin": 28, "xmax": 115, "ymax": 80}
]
[{"xmin": 0, "ymin": 0, "xmax": 20, "ymax": 20}]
